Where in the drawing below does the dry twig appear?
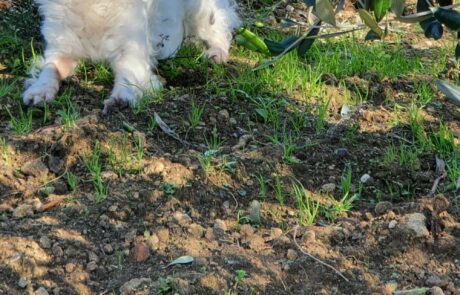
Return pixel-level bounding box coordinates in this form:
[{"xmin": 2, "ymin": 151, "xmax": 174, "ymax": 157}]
[{"xmin": 292, "ymin": 226, "xmax": 350, "ymax": 283}]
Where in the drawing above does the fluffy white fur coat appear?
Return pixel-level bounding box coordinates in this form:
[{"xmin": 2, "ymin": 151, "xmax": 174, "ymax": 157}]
[{"xmin": 23, "ymin": 0, "xmax": 240, "ymax": 113}]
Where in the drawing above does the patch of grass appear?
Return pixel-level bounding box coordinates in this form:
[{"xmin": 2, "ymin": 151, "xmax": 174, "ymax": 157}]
[
  {"xmin": 398, "ymin": 144, "xmax": 420, "ymax": 171},
  {"xmin": 315, "ymin": 98, "xmax": 330, "ymax": 134},
  {"xmin": 7, "ymin": 106, "xmax": 33, "ymax": 134},
  {"xmin": 281, "ymin": 130, "xmax": 298, "ymax": 164},
  {"xmin": 256, "ymin": 174, "xmax": 267, "ymax": 200},
  {"xmin": 383, "ymin": 144, "xmax": 397, "ymax": 167},
  {"xmin": 292, "ymin": 181, "xmax": 319, "ymax": 226},
  {"xmin": 430, "ymin": 122, "xmax": 456, "ymax": 156},
  {"xmin": 57, "ymin": 96, "xmax": 78, "ymax": 130},
  {"xmin": 416, "ymin": 81, "xmax": 434, "ymax": 105},
  {"xmin": 205, "ymin": 126, "xmax": 224, "ymax": 151},
  {"xmin": 273, "ymin": 174, "xmax": 284, "ymax": 206},
  {"xmin": 65, "ymin": 171, "xmax": 77, "ymax": 192},
  {"xmin": 188, "ymin": 99, "xmax": 205, "ymax": 130},
  {"xmin": 0, "ymin": 79, "xmax": 16, "ymax": 98},
  {"xmin": 83, "ymin": 142, "xmax": 107, "ymax": 202},
  {"xmin": 408, "ymin": 103, "xmax": 428, "ymax": 145},
  {"xmin": 161, "ymin": 183, "xmax": 176, "ymax": 196}
]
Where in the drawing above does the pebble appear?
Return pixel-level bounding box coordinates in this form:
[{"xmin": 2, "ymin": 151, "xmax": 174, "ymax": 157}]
[
  {"xmin": 374, "ymin": 201, "xmax": 393, "ymax": 215},
  {"xmin": 360, "ymin": 174, "xmax": 372, "ymax": 183},
  {"xmin": 65, "ymin": 262, "xmax": 76, "ymax": 273},
  {"xmin": 401, "ymin": 213, "xmax": 430, "ymax": 238},
  {"xmin": 48, "ymin": 156, "xmax": 64, "ymax": 174},
  {"xmin": 34, "ymin": 287, "xmax": 49, "ymax": 295},
  {"xmin": 86, "ymin": 261, "xmax": 98, "ymax": 272},
  {"xmin": 286, "ymin": 249, "xmax": 298, "ymax": 261},
  {"xmin": 213, "ymin": 219, "xmax": 227, "ymax": 232},
  {"xmin": 218, "ymin": 109, "xmax": 230, "ymax": 121},
  {"xmin": 173, "ymin": 212, "xmax": 192, "ymax": 226},
  {"xmin": 425, "ymin": 274, "xmax": 442, "ymax": 287},
  {"xmin": 119, "ymin": 278, "xmax": 151, "ymax": 295},
  {"xmin": 229, "ymin": 118, "xmax": 237, "ymax": 125},
  {"xmin": 13, "ymin": 204, "xmax": 34, "ymax": 218},
  {"xmin": 103, "ymin": 244, "xmax": 114, "ymax": 255},
  {"xmin": 429, "ymin": 287, "xmax": 445, "ymax": 295},
  {"xmin": 52, "ymin": 244, "xmax": 64, "ymax": 257},
  {"xmin": 18, "ymin": 277, "xmax": 29, "ymax": 288},
  {"xmin": 286, "ymin": 4, "xmax": 295, "ymax": 13},
  {"xmin": 321, "ymin": 183, "xmax": 336, "ymax": 193},
  {"xmin": 302, "ymin": 230, "xmax": 316, "ymax": 244},
  {"xmin": 133, "ymin": 242, "xmax": 150, "ymax": 262},
  {"xmin": 388, "ymin": 220, "xmax": 398, "ymax": 229},
  {"xmin": 87, "ymin": 251, "xmax": 100, "ymax": 263},
  {"xmin": 39, "ymin": 236, "xmax": 52, "ymax": 249},
  {"xmin": 334, "ymin": 148, "xmax": 348, "ymax": 157}
]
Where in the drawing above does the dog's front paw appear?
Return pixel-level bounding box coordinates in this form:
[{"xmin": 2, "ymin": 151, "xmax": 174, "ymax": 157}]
[
  {"xmin": 205, "ymin": 47, "xmax": 229, "ymax": 64},
  {"xmin": 102, "ymin": 86, "xmax": 139, "ymax": 115},
  {"xmin": 22, "ymin": 78, "xmax": 59, "ymax": 106}
]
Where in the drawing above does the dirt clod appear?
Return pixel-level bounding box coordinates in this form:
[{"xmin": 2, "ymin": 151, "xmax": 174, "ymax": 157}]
[
  {"xmin": 400, "ymin": 213, "xmax": 430, "ymax": 238},
  {"xmin": 17, "ymin": 277, "xmax": 29, "ymax": 288},
  {"xmin": 119, "ymin": 278, "xmax": 151, "ymax": 295},
  {"xmin": 13, "ymin": 204, "xmax": 34, "ymax": 218},
  {"xmin": 39, "ymin": 236, "xmax": 51, "ymax": 249},
  {"xmin": 133, "ymin": 242, "xmax": 150, "ymax": 262},
  {"xmin": 22, "ymin": 159, "xmax": 49, "ymax": 177},
  {"xmin": 375, "ymin": 201, "xmax": 393, "ymax": 215},
  {"xmin": 429, "ymin": 286, "xmax": 445, "ymax": 295},
  {"xmin": 34, "ymin": 287, "xmax": 49, "ymax": 295}
]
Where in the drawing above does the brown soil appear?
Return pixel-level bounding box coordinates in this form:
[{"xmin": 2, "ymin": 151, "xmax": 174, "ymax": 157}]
[{"xmin": 1, "ymin": 1, "xmax": 460, "ymax": 295}]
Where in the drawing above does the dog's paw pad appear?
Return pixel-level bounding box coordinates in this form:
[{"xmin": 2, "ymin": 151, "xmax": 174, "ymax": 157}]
[
  {"xmin": 205, "ymin": 47, "xmax": 229, "ymax": 64},
  {"xmin": 22, "ymin": 79, "xmax": 59, "ymax": 106}
]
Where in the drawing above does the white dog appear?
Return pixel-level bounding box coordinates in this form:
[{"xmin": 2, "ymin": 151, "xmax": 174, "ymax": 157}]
[{"xmin": 23, "ymin": 0, "xmax": 240, "ymax": 114}]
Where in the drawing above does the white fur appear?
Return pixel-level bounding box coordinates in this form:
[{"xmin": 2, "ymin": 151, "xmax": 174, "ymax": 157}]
[{"xmin": 24, "ymin": 0, "xmax": 240, "ymax": 113}]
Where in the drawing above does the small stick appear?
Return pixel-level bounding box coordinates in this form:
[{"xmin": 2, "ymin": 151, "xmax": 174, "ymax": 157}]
[
  {"xmin": 429, "ymin": 173, "xmax": 446, "ymax": 196},
  {"xmin": 293, "ymin": 226, "xmax": 350, "ymax": 283},
  {"xmin": 39, "ymin": 196, "xmax": 65, "ymax": 212}
]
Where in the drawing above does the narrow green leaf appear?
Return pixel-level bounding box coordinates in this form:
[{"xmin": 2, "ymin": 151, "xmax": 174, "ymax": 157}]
[
  {"xmin": 374, "ymin": 0, "xmax": 391, "ymax": 22},
  {"xmin": 314, "ymin": 0, "xmax": 337, "ymax": 26},
  {"xmin": 358, "ymin": 9, "xmax": 384, "ymax": 37}
]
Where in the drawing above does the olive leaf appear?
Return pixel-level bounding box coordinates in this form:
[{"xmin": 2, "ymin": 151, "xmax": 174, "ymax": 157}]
[
  {"xmin": 373, "ymin": 0, "xmax": 391, "ymax": 22},
  {"xmin": 358, "ymin": 9, "xmax": 384, "ymax": 37},
  {"xmin": 314, "ymin": 0, "xmax": 336, "ymax": 26}
]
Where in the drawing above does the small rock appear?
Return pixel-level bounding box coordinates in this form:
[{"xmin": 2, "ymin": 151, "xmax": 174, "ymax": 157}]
[
  {"xmin": 189, "ymin": 223, "xmax": 205, "ymax": 238},
  {"xmin": 375, "ymin": 201, "xmax": 393, "ymax": 215},
  {"xmin": 429, "ymin": 287, "xmax": 445, "ymax": 295},
  {"xmin": 383, "ymin": 282, "xmax": 398, "ymax": 294},
  {"xmin": 18, "ymin": 277, "xmax": 29, "ymax": 288},
  {"xmin": 286, "ymin": 249, "xmax": 298, "ymax": 261},
  {"xmin": 86, "ymin": 261, "xmax": 98, "ymax": 272},
  {"xmin": 360, "ymin": 174, "xmax": 372, "ymax": 183},
  {"xmin": 321, "ymin": 183, "xmax": 336, "ymax": 193},
  {"xmin": 65, "ymin": 262, "xmax": 76, "ymax": 273},
  {"xmin": 48, "ymin": 156, "xmax": 64, "ymax": 174},
  {"xmin": 302, "ymin": 230, "xmax": 316, "ymax": 244},
  {"xmin": 229, "ymin": 118, "xmax": 237, "ymax": 125},
  {"xmin": 87, "ymin": 251, "xmax": 99, "ymax": 263},
  {"xmin": 103, "ymin": 244, "xmax": 114, "ymax": 255},
  {"xmin": 173, "ymin": 212, "xmax": 192, "ymax": 226},
  {"xmin": 13, "ymin": 204, "xmax": 34, "ymax": 218},
  {"xmin": 388, "ymin": 220, "xmax": 398, "ymax": 229},
  {"xmin": 425, "ymin": 274, "xmax": 442, "ymax": 287},
  {"xmin": 39, "ymin": 236, "xmax": 52, "ymax": 249},
  {"xmin": 239, "ymin": 224, "xmax": 254, "ymax": 237},
  {"xmin": 218, "ymin": 109, "xmax": 230, "ymax": 121},
  {"xmin": 26, "ymin": 198, "xmax": 43, "ymax": 211},
  {"xmin": 52, "ymin": 245, "xmax": 64, "ymax": 257},
  {"xmin": 213, "ymin": 219, "xmax": 227, "ymax": 233},
  {"xmin": 52, "ymin": 179, "xmax": 68, "ymax": 195},
  {"xmin": 401, "ymin": 213, "xmax": 430, "ymax": 238},
  {"xmin": 34, "ymin": 287, "xmax": 49, "ymax": 295},
  {"xmin": 133, "ymin": 242, "xmax": 150, "ymax": 262},
  {"xmin": 334, "ymin": 148, "xmax": 348, "ymax": 157},
  {"xmin": 119, "ymin": 278, "xmax": 151, "ymax": 295},
  {"xmin": 22, "ymin": 159, "xmax": 49, "ymax": 177}
]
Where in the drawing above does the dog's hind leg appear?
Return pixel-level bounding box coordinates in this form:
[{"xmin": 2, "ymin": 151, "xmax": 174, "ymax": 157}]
[
  {"xmin": 23, "ymin": 56, "xmax": 77, "ymax": 106},
  {"xmin": 187, "ymin": 0, "xmax": 240, "ymax": 63}
]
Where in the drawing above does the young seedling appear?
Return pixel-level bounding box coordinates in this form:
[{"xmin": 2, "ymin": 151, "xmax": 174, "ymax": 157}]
[
  {"xmin": 292, "ymin": 181, "xmax": 319, "ymax": 226},
  {"xmin": 188, "ymin": 99, "xmax": 205, "ymax": 130},
  {"xmin": 57, "ymin": 97, "xmax": 78, "ymax": 130},
  {"xmin": 7, "ymin": 106, "xmax": 33, "ymax": 134},
  {"xmin": 383, "ymin": 144, "xmax": 397, "ymax": 167},
  {"xmin": 65, "ymin": 171, "xmax": 77, "ymax": 192},
  {"xmin": 273, "ymin": 174, "xmax": 284, "ymax": 206},
  {"xmin": 83, "ymin": 142, "xmax": 107, "ymax": 202},
  {"xmin": 256, "ymin": 174, "xmax": 267, "ymax": 200},
  {"xmin": 315, "ymin": 98, "xmax": 331, "ymax": 134}
]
